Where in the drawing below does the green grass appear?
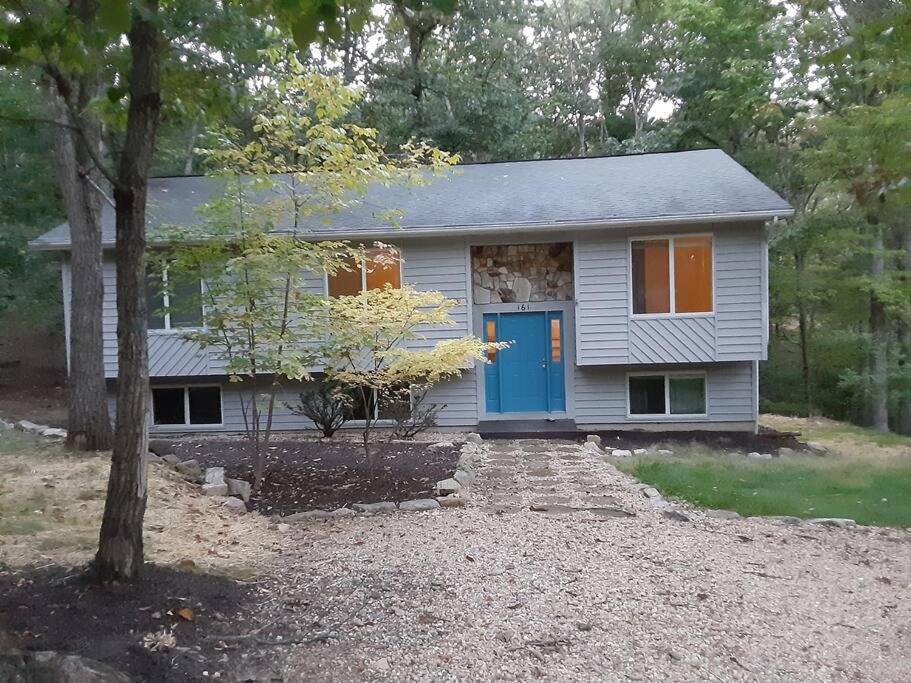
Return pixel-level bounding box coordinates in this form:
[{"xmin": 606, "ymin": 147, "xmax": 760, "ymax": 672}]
[
  {"xmin": 0, "ymin": 429, "xmax": 57, "ymax": 455},
  {"xmin": 617, "ymin": 455, "xmax": 911, "ymax": 527},
  {"xmin": 799, "ymin": 422, "xmax": 911, "ymax": 449}
]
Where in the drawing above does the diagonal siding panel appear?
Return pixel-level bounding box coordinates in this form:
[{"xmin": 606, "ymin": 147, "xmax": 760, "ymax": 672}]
[{"xmin": 629, "ymin": 317, "xmax": 716, "ymax": 363}]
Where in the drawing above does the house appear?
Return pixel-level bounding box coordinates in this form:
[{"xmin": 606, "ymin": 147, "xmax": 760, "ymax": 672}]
[{"xmin": 31, "ymin": 149, "xmax": 793, "ymax": 434}]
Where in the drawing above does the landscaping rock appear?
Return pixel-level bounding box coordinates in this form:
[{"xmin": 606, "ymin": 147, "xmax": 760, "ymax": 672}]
[
  {"xmin": 632, "ymin": 448, "xmax": 647, "ymax": 456},
  {"xmin": 40, "ymin": 427, "xmax": 68, "ymax": 438},
  {"xmin": 705, "ymin": 509, "xmax": 742, "ymax": 520},
  {"xmin": 747, "ymin": 452, "xmax": 772, "ymax": 459},
  {"xmin": 222, "ymin": 497, "xmax": 246, "ymax": 514},
  {"xmin": 0, "ymin": 650, "xmax": 131, "ymax": 683},
  {"xmin": 202, "ymin": 482, "xmax": 228, "ymax": 497},
  {"xmin": 352, "ymin": 501, "xmax": 397, "ymax": 514},
  {"xmin": 657, "ymin": 449, "xmax": 674, "ymax": 455},
  {"xmin": 807, "ymin": 441, "xmax": 828, "ymax": 455},
  {"xmin": 585, "ymin": 434, "xmax": 602, "ymax": 445},
  {"xmin": 399, "ymin": 498, "xmax": 441, "ymax": 512},
  {"xmin": 808, "ymin": 517, "xmax": 856, "ymax": 528},
  {"xmin": 465, "ymin": 432, "xmax": 483, "ymax": 445},
  {"xmin": 204, "ymin": 467, "xmax": 226, "ymax": 485},
  {"xmin": 662, "ymin": 509, "xmax": 692, "ymax": 522},
  {"xmin": 148, "ymin": 439, "xmax": 175, "ymax": 456},
  {"xmin": 435, "ymin": 478, "xmax": 463, "ymax": 496},
  {"xmin": 0, "ymin": 418, "xmax": 14, "ymax": 430},
  {"xmin": 765, "ymin": 515, "xmax": 803, "ymax": 525},
  {"xmin": 162, "ymin": 454, "xmax": 180, "ymax": 467},
  {"xmin": 175, "ymin": 459, "xmax": 202, "ymax": 479},
  {"xmin": 15, "ymin": 419, "xmax": 44, "ymax": 433},
  {"xmin": 145, "ymin": 451, "xmax": 164, "ymax": 465},
  {"xmin": 427, "ymin": 441, "xmax": 454, "ymax": 449},
  {"xmin": 226, "ymin": 478, "xmax": 252, "ymax": 502},
  {"xmin": 612, "ymin": 449, "xmax": 632, "ymax": 458},
  {"xmin": 453, "ymin": 469, "xmax": 474, "ymax": 487},
  {"xmin": 641, "ymin": 486, "xmax": 661, "ymax": 500},
  {"xmin": 437, "ymin": 496, "xmax": 466, "ymax": 508},
  {"xmin": 778, "ymin": 447, "xmax": 795, "ymax": 456},
  {"xmin": 582, "ymin": 441, "xmax": 602, "ymax": 455}
]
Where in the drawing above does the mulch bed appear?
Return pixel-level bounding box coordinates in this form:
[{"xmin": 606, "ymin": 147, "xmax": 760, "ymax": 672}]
[
  {"xmin": 0, "ymin": 564, "xmax": 257, "ymax": 681},
  {"xmin": 160, "ymin": 438, "xmax": 461, "ymax": 516},
  {"xmin": 591, "ymin": 428, "xmax": 808, "ymax": 453}
]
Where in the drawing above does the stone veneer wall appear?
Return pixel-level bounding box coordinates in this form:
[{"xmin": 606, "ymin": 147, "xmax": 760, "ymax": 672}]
[{"xmin": 471, "ymin": 242, "xmax": 573, "ymax": 304}]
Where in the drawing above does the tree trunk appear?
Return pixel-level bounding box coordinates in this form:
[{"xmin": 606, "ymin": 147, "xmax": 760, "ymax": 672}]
[
  {"xmin": 49, "ymin": 93, "xmax": 113, "ymax": 451},
  {"xmin": 46, "ymin": 2, "xmax": 113, "ymax": 452},
  {"xmin": 794, "ymin": 250, "xmax": 813, "ymax": 412},
  {"xmin": 898, "ymin": 223, "xmax": 911, "ymax": 434},
  {"xmin": 869, "ymin": 228, "xmax": 889, "ymax": 432},
  {"xmin": 92, "ymin": 1, "xmax": 162, "ymax": 582}
]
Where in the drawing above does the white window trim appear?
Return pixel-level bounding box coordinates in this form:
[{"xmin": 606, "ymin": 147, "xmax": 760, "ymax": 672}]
[
  {"xmin": 626, "ymin": 370, "xmax": 708, "ymax": 419},
  {"xmin": 324, "ymin": 245, "xmax": 404, "ymax": 297},
  {"xmin": 628, "ymin": 233, "xmax": 715, "ymax": 319},
  {"xmin": 151, "ymin": 384, "xmax": 224, "ymax": 427},
  {"xmin": 150, "ymin": 268, "xmax": 206, "ymax": 334}
]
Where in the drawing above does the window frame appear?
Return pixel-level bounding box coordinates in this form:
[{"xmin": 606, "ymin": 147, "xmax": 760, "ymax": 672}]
[
  {"xmin": 151, "ymin": 384, "xmax": 224, "ymax": 427},
  {"xmin": 324, "ymin": 246, "xmax": 404, "ymax": 297},
  {"xmin": 625, "ymin": 370, "xmax": 708, "ymax": 419},
  {"xmin": 628, "ymin": 233, "xmax": 715, "ymax": 319},
  {"xmin": 148, "ymin": 267, "xmax": 206, "ymax": 333}
]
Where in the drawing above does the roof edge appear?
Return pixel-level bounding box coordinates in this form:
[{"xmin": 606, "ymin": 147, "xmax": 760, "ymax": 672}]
[{"xmin": 29, "ymin": 208, "xmax": 794, "ymax": 252}]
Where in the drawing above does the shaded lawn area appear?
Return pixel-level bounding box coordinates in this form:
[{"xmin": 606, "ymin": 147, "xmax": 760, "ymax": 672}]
[{"xmin": 617, "ymin": 455, "xmax": 911, "ymax": 527}]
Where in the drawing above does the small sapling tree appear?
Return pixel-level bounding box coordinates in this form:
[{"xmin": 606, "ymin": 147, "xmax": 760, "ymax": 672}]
[
  {"xmin": 321, "ymin": 284, "xmax": 504, "ymax": 463},
  {"xmin": 168, "ymin": 62, "xmax": 455, "ymax": 489}
]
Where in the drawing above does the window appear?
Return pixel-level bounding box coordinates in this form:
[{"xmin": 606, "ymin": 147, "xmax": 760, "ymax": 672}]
[
  {"xmin": 328, "ymin": 246, "xmax": 401, "ymax": 297},
  {"xmin": 147, "ymin": 266, "xmax": 203, "ymax": 330},
  {"xmin": 152, "ymin": 386, "xmax": 222, "ymax": 426},
  {"xmin": 486, "ymin": 319, "xmax": 497, "ymax": 362},
  {"xmin": 550, "ymin": 317, "xmax": 562, "ymax": 362},
  {"xmin": 631, "ymin": 236, "xmax": 712, "ymax": 315},
  {"xmin": 628, "ymin": 374, "xmax": 706, "ymax": 416}
]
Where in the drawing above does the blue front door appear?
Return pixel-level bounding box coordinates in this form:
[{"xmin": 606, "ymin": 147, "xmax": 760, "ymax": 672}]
[{"xmin": 484, "ymin": 311, "xmax": 566, "ymax": 413}]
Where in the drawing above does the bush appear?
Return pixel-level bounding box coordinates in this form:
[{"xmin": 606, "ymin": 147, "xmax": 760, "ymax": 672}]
[
  {"xmin": 759, "ymin": 399, "xmax": 809, "ymax": 417},
  {"xmin": 290, "ymin": 380, "xmax": 352, "ymax": 437},
  {"xmin": 384, "ymin": 388, "xmax": 445, "ymax": 440}
]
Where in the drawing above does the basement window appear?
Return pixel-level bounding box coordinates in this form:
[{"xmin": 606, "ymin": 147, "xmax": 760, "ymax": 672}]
[
  {"xmin": 152, "ymin": 386, "xmax": 222, "ymax": 426},
  {"xmin": 628, "ymin": 373, "xmax": 706, "ymax": 417}
]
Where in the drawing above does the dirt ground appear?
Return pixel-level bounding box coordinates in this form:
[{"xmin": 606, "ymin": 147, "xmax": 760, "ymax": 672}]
[
  {"xmin": 158, "ymin": 437, "xmax": 461, "ymax": 515},
  {"xmin": 0, "ymin": 325, "xmax": 67, "ymax": 426}
]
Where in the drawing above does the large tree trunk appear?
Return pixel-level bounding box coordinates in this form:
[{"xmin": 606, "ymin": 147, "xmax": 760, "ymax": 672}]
[
  {"xmin": 898, "ymin": 222, "xmax": 911, "ymax": 434},
  {"xmin": 92, "ymin": 1, "xmax": 162, "ymax": 582},
  {"xmin": 47, "ymin": 4, "xmax": 113, "ymax": 452},
  {"xmin": 869, "ymin": 228, "xmax": 889, "ymax": 432},
  {"xmin": 794, "ymin": 250, "xmax": 813, "ymax": 412}
]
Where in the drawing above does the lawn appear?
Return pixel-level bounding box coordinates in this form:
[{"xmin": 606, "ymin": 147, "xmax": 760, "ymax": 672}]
[{"xmin": 617, "ymin": 452, "xmax": 911, "ymax": 528}]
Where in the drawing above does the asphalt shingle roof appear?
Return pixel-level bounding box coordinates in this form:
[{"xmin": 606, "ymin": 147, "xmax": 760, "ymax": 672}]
[{"xmin": 30, "ymin": 149, "xmax": 792, "ymax": 250}]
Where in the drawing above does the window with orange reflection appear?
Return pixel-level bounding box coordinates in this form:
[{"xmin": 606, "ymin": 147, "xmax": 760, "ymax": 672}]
[
  {"xmin": 631, "ymin": 239, "xmax": 670, "ymax": 314},
  {"xmin": 674, "ymin": 236, "xmax": 712, "ymax": 313},
  {"xmin": 365, "ymin": 247, "xmax": 401, "ymax": 290},
  {"xmin": 550, "ymin": 318, "xmax": 561, "ymax": 362},
  {"xmin": 486, "ymin": 319, "xmax": 497, "ymax": 361},
  {"xmin": 631, "ymin": 236, "xmax": 713, "ymax": 315},
  {"xmin": 327, "ymin": 247, "xmax": 401, "ymax": 297}
]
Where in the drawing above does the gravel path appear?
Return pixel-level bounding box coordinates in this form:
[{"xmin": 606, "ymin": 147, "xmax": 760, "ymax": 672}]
[{"xmin": 250, "ymin": 439, "xmax": 911, "ymax": 682}]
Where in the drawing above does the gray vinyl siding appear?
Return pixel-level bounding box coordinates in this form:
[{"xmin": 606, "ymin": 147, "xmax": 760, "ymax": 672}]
[
  {"xmin": 573, "ymin": 361, "xmax": 756, "ymax": 425},
  {"xmin": 575, "ymin": 222, "xmax": 766, "ymax": 365},
  {"xmin": 402, "ymin": 237, "xmax": 470, "ymax": 348},
  {"xmin": 574, "ymin": 235, "xmax": 629, "ymax": 363}
]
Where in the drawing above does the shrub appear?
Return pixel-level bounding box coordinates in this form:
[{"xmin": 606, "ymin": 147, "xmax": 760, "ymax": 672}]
[
  {"xmin": 385, "ymin": 387, "xmax": 445, "ymax": 440},
  {"xmin": 290, "ymin": 380, "xmax": 352, "ymax": 437}
]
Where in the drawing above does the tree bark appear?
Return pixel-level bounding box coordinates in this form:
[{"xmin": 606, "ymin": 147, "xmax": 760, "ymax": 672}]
[
  {"xmin": 92, "ymin": 1, "xmax": 162, "ymax": 582},
  {"xmin": 47, "ymin": 2, "xmax": 113, "ymax": 452},
  {"xmin": 869, "ymin": 228, "xmax": 889, "ymax": 432},
  {"xmin": 794, "ymin": 250, "xmax": 813, "ymax": 412}
]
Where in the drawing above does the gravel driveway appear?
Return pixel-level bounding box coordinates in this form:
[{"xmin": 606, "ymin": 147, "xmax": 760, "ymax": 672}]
[{"xmin": 248, "ymin": 439, "xmax": 911, "ymax": 682}]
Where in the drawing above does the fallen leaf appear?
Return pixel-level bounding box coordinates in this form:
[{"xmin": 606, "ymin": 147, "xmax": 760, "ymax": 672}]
[{"xmin": 175, "ymin": 607, "xmax": 195, "ymax": 622}]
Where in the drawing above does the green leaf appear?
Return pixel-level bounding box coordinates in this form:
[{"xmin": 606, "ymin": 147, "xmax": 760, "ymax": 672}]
[{"xmin": 98, "ymin": 0, "xmax": 132, "ymax": 35}]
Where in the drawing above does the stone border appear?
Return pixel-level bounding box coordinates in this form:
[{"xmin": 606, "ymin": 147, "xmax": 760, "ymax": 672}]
[
  {"xmin": 281, "ymin": 434, "xmax": 487, "ymax": 522},
  {"xmin": 2, "ymin": 418, "xmax": 68, "ymax": 439}
]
